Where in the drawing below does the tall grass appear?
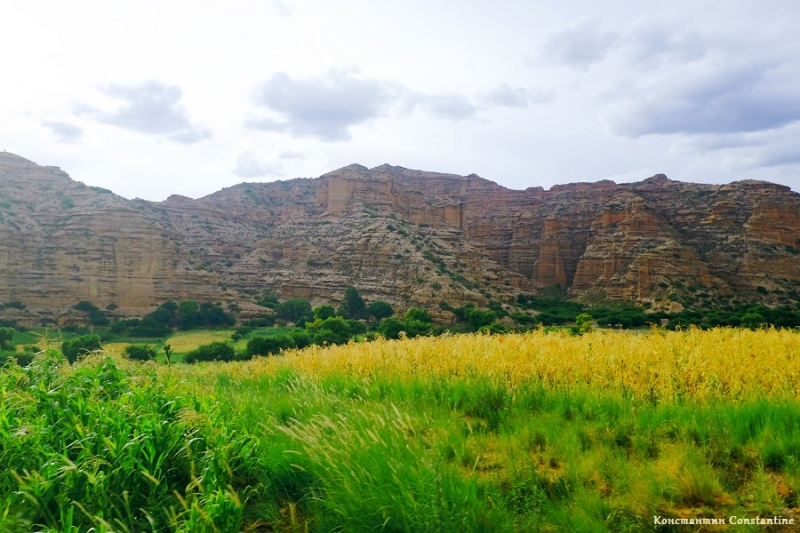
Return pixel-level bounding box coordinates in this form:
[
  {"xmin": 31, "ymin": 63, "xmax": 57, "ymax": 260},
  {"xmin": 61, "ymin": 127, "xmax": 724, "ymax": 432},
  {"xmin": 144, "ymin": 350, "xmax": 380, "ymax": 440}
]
[
  {"xmin": 2, "ymin": 328, "xmax": 799, "ymax": 531},
  {"xmin": 0, "ymin": 353, "xmax": 257, "ymax": 532}
]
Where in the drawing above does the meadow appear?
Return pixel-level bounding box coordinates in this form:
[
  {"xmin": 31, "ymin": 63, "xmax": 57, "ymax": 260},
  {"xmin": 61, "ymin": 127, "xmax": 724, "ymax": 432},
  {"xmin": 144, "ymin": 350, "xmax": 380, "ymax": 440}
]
[{"xmin": 2, "ymin": 328, "xmax": 799, "ymax": 532}]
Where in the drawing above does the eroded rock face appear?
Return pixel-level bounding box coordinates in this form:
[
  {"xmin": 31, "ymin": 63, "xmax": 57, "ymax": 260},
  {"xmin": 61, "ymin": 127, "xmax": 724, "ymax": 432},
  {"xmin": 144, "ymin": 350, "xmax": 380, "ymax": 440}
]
[{"xmin": 0, "ymin": 152, "xmax": 798, "ymax": 323}]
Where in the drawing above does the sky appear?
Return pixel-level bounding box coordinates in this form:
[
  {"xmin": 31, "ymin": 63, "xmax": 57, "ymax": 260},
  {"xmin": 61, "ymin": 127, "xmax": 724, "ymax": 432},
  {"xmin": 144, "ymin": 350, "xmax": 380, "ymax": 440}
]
[{"xmin": 1, "ymin": 0, "xmax": 799, "ymax": 200}]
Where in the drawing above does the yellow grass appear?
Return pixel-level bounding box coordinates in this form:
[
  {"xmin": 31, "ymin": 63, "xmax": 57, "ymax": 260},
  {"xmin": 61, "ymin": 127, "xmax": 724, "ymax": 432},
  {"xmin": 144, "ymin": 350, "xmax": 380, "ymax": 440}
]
[
  {"xmin": 163, "ymin": 328, "xmax": 800, "ymax": 403},
  {"xmin": 101, "ymin": 342, "xmax": 132, "ymax": 356},
  {"xmin": 165, "ymin": 330, "xmax": 235, "ymax": 353}
]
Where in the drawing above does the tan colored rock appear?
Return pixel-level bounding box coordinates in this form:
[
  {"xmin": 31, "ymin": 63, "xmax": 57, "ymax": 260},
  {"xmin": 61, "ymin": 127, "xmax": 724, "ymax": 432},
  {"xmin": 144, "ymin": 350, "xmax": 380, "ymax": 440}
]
[{"xmin": 0, "ymin": 153, "xmax": 798, "ymax": 324}]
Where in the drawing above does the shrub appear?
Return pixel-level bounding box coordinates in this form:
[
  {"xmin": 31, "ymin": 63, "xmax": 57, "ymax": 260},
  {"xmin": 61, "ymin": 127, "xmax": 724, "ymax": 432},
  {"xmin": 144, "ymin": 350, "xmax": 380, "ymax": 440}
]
[
  {"xmin": 478, "ymin": 323, "xmax": 510, "ymax": 335},
  {"xmin": 290, "ymin": 329, "xmax": 312, "ymax": 349},
  {"xmin": 2, "ymin": 350, "xmax": 34, "ymax": 367},
  {"xmin": 61, "ymin": 334, "xmax": 102, "ymax": 365},
  {"xmin": 276, "ymin": 298, "xmax": 313, "ymax": 323},
  {"xmin": 575, "ymin": 313, "xmax": 594, "ymax": 333},
  {"xmin": 123, "ymin": 344, "xmax": 156, "ymax": 362},
  {"xmin": 464, "ymin": 308, "xmax": 497, "ymax": 329},
  {"xmin": 314, "ymin": 304, "xmax": 337, "ymax": 321},
  {"xmin": 0, "ymin": 327, "xmax": 14, "ymax": 350},
  {"xmin": 338, "ymin": 286, "xmax": 366, "ymax": 319},
  {"xmin": 344, "ymin": 319, "xmax": 365, "ymax": 335},
  {"xmin": 405, "ymin": 308, "xmax": 431, "ymax": 324},
  {"xmin": 243, "ymin": 316, "xmax": 276, "ymax": 328},
  {"xmin": 246, "ymin": 335, "xmax": 294, "ymax": 357},
  {"xmin": 403, "ymin": 319, "xmax": 431, "ymax": 338},
  {"xmin": 367, "ymin": 301, "xmax": 394, "ymax": 321},
  {"xmin": 377, "ymin": 317, "xmax": 406, "ymax": 340},
  {"xmin": 184, "ymin": 342, "xmax": 235, "ymax": 363}
]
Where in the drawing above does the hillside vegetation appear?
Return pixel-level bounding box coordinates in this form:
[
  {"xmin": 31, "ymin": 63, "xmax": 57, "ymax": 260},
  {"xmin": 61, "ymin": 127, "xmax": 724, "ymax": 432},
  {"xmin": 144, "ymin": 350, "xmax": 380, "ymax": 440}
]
[{"xmin": 2, "ymin": 328, "xmax": 800, "ymax": 531}]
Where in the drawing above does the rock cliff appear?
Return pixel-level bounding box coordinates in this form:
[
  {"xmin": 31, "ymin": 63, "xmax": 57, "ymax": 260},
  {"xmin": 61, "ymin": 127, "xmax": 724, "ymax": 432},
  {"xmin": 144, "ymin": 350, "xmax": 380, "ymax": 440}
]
[{"xmin": 0, "ymin": 152, "xmax": 798, "ymax": 323}]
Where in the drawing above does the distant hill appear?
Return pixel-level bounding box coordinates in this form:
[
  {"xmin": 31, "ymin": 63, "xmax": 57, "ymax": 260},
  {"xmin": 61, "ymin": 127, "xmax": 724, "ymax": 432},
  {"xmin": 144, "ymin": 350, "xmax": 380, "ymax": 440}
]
[{"xmin": 0, "ymin": 152, "xmax": 798, "ymax": 324}]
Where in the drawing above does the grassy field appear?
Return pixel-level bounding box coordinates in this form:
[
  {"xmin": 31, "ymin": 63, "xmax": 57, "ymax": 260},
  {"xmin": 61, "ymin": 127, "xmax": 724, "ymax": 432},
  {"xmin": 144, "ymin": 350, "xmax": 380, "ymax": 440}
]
[{"xmin": 2, "ymin": 328, "xmax": 800, "ymax": 531}]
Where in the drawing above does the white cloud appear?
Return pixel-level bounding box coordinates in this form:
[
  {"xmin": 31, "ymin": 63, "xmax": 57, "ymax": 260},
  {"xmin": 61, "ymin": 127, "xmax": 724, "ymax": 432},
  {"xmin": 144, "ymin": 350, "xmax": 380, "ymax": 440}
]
[
  {"xmin": 77, "ymin": 81, "xmax": 212, "ymax": 144},
  {"xmin": 479, "ymin": 84, "xmax": 552, "ymax": 108},
  {"xmin": 248, "ymin": 70, "xmax": 395, "ymax": 141},
  {"xmin": 542, "ymin": 18, "xmax": 618, "ymax": 67},
  {"xmin": 232, "ymin": 152, "xmax": 282, "ymax": 178},
  {"xmin": 42, "ymin": 121, "xmax": 82, "ymax": 143}
]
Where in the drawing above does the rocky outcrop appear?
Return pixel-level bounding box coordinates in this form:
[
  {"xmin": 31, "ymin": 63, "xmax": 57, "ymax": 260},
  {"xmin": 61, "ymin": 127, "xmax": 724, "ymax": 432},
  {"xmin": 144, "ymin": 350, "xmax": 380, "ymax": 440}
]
[{"xmin": 0, "ymin": 152, "xmax": 798, "ymax": 323}]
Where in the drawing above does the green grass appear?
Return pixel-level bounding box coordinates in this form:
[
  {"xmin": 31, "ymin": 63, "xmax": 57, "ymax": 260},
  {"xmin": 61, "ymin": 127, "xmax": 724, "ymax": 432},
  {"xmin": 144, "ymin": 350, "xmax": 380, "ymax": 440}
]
[{"xmin": 2, "ymin": 349, "xmax": 799, "ymax": 531}]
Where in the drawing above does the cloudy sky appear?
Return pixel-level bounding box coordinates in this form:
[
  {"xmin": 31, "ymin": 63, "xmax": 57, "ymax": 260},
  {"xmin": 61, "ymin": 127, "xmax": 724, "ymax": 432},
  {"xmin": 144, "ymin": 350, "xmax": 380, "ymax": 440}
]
[{"xmin": 2, "ymin": 0, "xmax": 799, "ymax": 200}]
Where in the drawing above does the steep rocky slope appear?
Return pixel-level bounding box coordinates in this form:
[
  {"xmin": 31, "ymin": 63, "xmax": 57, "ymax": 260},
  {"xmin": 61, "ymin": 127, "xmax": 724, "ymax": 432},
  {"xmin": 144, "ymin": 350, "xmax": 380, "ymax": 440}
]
[{"xmin": 0, "ymin": 152, "xmax": 798, "ymax": 323}]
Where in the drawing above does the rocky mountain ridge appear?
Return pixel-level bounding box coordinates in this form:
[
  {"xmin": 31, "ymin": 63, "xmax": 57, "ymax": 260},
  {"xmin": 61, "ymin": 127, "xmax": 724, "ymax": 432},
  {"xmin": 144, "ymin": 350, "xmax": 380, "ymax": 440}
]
[{"xmin": 0, "ymin": 152, "xmax": 798, "ymax": 324}]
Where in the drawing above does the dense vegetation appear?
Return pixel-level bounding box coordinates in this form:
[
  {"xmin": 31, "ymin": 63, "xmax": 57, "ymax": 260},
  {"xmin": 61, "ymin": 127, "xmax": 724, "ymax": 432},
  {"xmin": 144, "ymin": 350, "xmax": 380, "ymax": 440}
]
[{"xmin": 2, "ymin": 329, "xmax": 799, "ymax": 531}]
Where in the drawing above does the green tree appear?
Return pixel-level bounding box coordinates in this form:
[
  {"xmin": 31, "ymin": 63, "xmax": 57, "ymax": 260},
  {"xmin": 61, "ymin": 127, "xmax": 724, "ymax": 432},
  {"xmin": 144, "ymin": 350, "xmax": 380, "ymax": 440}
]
[
  {"xmin": 338, "ymin": 286, "xmax": 366, "ymax": 319},
  {"xmin": 464, "ymin": 307, "xmax": 496, "ymax": 329},
  {"xmin": 575, "ymin": 313, "xmax": 594, "ymax": 333},
  {"xmin": 742, "ymin": 309, "xmax": 765, "ymax": 330},
  {"xmin": 184, "ymin": 342, "xmax": 235, "ymax": 363},
  {"xmin": 178, "ymin": 300, "xmax": 199, "ymax": 330},
  {"xmin": 405, "ymin": 307, "xmax": 431, "ymax": 324},
  {"xmin": 257, "ymin": 291, "xmax": 280, "ymax": 309},
  {"xmin": 403, "ymin": 319, "xmax": 430, "ymax": 338},
  {"xmin": 73, "ymin": 301, "xmax": 99, "ymax": 313},
  {"xmin": 290, "ymin": 329, "xmax": 312, "ymax": 349},
  {"xmin": 368, "ymin": 301, "xmax": 394, "ymax": 321},
  {"xmin": 377, "ymin": 317, "xmax": 405, "ymax": 340},
  {"xmin": 124, "ymin": 344, "xmax": 156, "ymax": 362},
  {"xmin": 275, "ymin": 298, "xmax": 312, "ymax": 323},
  {"xmin": 246, "ymin": 335, "xmax": 294, "ymax": 357},
  {"xmin": 0, "ymin": 327, "xmax": 15, "ymax": 350},
  {"xmin": 314, "ymin": 304, "xmax": 337, "ymax": 321},
  {"xmin": 61, "ymin": 334, "xmax": 102, "ymax": 365}
]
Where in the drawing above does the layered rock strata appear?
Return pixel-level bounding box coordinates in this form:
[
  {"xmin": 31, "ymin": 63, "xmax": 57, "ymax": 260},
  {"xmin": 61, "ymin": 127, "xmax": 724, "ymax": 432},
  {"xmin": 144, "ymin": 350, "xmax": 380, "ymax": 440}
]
[{"xmin": 0, "ymin": 152, "xmax": 798, "ymax": 323}]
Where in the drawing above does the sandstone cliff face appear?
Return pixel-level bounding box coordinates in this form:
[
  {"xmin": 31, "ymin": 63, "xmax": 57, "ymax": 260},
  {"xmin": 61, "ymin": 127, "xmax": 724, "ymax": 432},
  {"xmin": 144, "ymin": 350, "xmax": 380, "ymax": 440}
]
[{"xmin": 0, "ymin": 152, "xmax": 798, "ymax": 323}]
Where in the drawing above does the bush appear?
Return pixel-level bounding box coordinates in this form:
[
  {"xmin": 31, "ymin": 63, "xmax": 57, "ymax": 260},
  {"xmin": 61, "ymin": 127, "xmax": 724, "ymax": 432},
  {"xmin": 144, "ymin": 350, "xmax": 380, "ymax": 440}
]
[
  {"xmin": 0, "ymin": 327, "xmax": 15, "ymax": 350},
  {"xmin": 464, "ymin": 308, "xmax": 497, "ymax": 329},
  {"xmin": 2, "ymin": 350, "xmax": 34, "ymax": 367},
  {"xmin": 275, "ymin": 298, "xmax": 313, "ymax": 323},
  {"xmin": 575, "ymin": 313, "xmax": 594, "ymax": 333},
  {"xmin": 231, "ymin": 326, "xmax": 253, "ymax": 341},
  {"xmin": 378, "ymin": 317, "xmax": 406, "ymax": 340},
  {"xmin": 184, "ymin": 342, "xmax": 235, "ymax": 364},
  {"xmin": 403, "ymin": 319, "xmax": 430, "ymax": 338},
  {"xmin": 510, "ymin": 312, "xmax": 537, "ymax": 325},
  {"xmin": 61, "ymin": 334, "xmax": 102, "ymax": 365},
  {"xmin": 246, "ymin": 335, "xmax": 294, "ymax": 357},
  {"xmin": 243, "ymin": 316, "xmax": 276, "ymax": 328},
  {"xmin": 290, "ymin": 329, "xmax": 312, "ymax": 349},
  {"xmin": 405, "ymin": 308, "xmax": 432, "ymax": 324},
  {"xmin": 478, "ymin": 323, "xmax": 510, "ymax": 335},
  {"xmin": 367, "ymin": 301, "xmax": 394, "ymax": 321},
  {"xmin": 346, "ymin": 319, "xmax": 367, "ymax": 336},
  {"xmin": 314, "ymin": 305, "xmax": 337, "ymax": 321},
  {"xmin": 338, "ymin": 286, "xmax": 366, "ymax": 319},
  {"xmin": 124, "ymin": 344, "xmax": 156, "ymax": 362}
]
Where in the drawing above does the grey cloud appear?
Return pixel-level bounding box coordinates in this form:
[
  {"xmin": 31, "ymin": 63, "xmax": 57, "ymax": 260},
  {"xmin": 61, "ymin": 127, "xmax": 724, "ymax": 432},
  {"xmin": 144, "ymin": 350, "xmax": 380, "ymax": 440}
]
[
  {"xmin": 622, "ymin": 20, "xmax": 707, "ymax": 65},
  {"xmin": 612, "ymin": 59, "xmax": 800, "ymax": 137},
  {"xmin": 43, "ymin": 121, "xmax": 83, "ymax": 143},
  {"xmin": 411, "ymin": 94, "xmax": 477, "ymax": 120},
  {"xmin": 271, "ymin": 0, "xmax": 293, "ymax": 16},
  {"xmin": 80, "ymin": 81, "xmax": 211, "ymax": 144},
  {"xmin": 279, "ymin": 150, "xmax": 305, "ymax": 159},
  {"xmin": 480, "ymin": 84, "xmax": 551, "ymax": 108},
  {"xmin": 543, "ymin": 19, "xmax": 617, "ymax": 66},
  {"xmin": 751, "ymin": 124, "xmax": 800, "ymax": 168},
  {"xmin": 248, "ymin": 71, "xmax": 536, "ymax": 139},
  {"xmin": 249, "ymin": 71, "xmax": 394, "ymax": 141},
  {"xmin": 232, "ymin": 152, "xmax": 282, "ymax": 178}
]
